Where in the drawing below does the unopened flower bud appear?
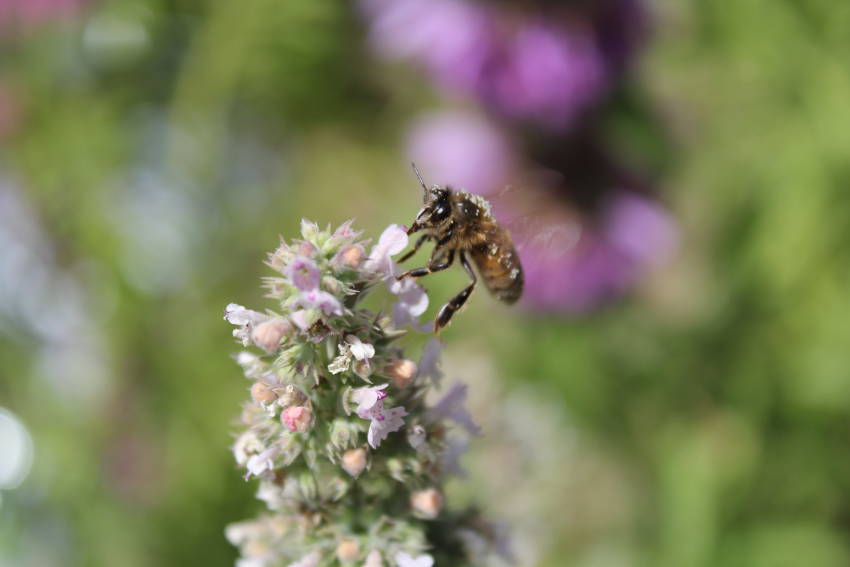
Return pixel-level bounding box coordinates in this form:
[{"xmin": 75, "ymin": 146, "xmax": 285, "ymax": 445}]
[
  {"xmin": 385, "ymin": 359, "xmax": 417, "ymax": 389},
  {"xmin": 335, "ymin": 245, "xmax": 365, "ymax": 269},
  {"xmin": 281, "ymin": 405, "xmax": 312, "ymax": 433},
  {"xmin": 277, "ymin": 384, "xmax": 307, "ymax": 408},
  {"xmin": 336, "ymin": 538, "xmax": 360, "ymax": 562},
  {"xmin": 267, "ymin": 242, "xmax": 291, "ymax": 270},
  {"xmin": 298, "ymin": 241, "xmax": 317, "ymax": 257},
  {"xmin": 322, "ymin": 275, "xmax": 342, "ymax": 295},
  {"xmin": 411, "ymin": 488, "xmax": 443, "ymax": 519},
  {"xmin": 298, "ymin": 471, "xmax": 318, "ymax": 503},
  {"xmin": 300, "ymin": 219, "xmax": 319, "ymax": 240},
  {"xmin": 250, "ymin": 382, "xmax": 278, "ymax": 405},
  {"xmin": 387, "ymin": 458, "xmax": 406, "ymax": 483},
  {"xmin": 341, "ymin": 448, "xmax": 368, "ymax": 477},
  {"xmin": 251, "ymin": 318, "xmax": 292, "ymax": 353},
  {"xmin": 407, "ymin": 424, "xmax": 426, "ymax": 450},
  {"xmin": 353, "ymin": 358, "xmax": 372, "ymax": 380}
]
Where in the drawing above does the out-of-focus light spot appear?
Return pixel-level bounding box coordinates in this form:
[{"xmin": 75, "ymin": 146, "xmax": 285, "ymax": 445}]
[
  {"xmin": 82, "ymin": 6, "xmax": 151, "ymax": 66},
  {"xmin": 0, "ymin": 180, "xmax": 112, "ymax": 411},
  {"xmin": 0, "ymin": 408, "xmax": 34, "ymax": 490}
]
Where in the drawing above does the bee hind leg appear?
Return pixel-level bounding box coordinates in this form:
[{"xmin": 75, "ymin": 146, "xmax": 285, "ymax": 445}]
[{"xmin": 435, "ymin": 252, "xmax": 477, "ymax": 334}]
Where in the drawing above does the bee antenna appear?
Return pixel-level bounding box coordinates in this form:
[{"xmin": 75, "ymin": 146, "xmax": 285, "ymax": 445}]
[{"xmin": 411, "ymin": 162, "xmax": 428, "ymax": 196}]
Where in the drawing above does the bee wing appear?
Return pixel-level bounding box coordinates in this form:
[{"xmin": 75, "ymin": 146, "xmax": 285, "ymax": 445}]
[{"xmin": 483, "ymin": 174, "xmax": 585, "ymax": 258}]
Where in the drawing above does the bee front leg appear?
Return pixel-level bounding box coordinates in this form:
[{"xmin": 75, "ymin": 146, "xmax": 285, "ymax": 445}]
[
  {"xmin": 396, "ymin": 250, "xmax": 455, "ymax": 280},
  {"xmin": 435, "ymin": 252, "xmax": 477, "ymax": 335},
  {"xmin": 398, "ymin": 234, "xmax": 431, "ymax": 263}
]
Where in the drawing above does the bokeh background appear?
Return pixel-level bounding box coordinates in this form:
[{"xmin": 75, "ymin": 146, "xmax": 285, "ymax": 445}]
[{"xmin": 3, "ymin": 0, "xmax": 850, "ymax": 566}]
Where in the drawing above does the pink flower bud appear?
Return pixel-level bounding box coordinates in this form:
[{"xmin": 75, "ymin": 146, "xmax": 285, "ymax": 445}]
[
  {"xmin": 336, "ymin": 538, "xmax": 360, "ymax": 562},
  {"xmin": 251, "ymin": 318, "xmax": 292, "ymax": 353},
  {"xmin": 298, "ymin": 241, "xmax": 318, "ymax": 257},
  {"xmin": 250, "ymin": 382, "xmax": 278, "ymax": 404},
  {"xmin": 281, "ymin": 405, "xmax": 312, "ymax": 433},
  {"xmin": 341, "ymin": 448, "xmax": 368, "ymax": 477},
  {"xmin": 385, "ymin": 359, "xmax": 417, "ymax": 389},
  {"xmin": 410, "ymin": 488, "xmax": 443, "ymax": 519},
  {"xmin": 335, "ymin": 245, "xmax": 365, "ymax": 269}
]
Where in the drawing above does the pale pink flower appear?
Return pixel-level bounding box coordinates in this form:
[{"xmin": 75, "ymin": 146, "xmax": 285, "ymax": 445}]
[
  {"xmin": 297, "ymin": 289, "xmax": 343, "ymax": 316},
  {"xmin": 388, "ymin": 276, "xmax": 429, "ymax": 329},
  {"xmin": 351, "ymin": 384, "xmax": 408, "ymax": 449},
  {"xmin": 244, "ymin": 445, "xmax": 280, "ymax": 479},
  {"xmin": 224, "ymin": 303, "xmax": 268, "ymax": 346},
  {"xmin": 352, "ymin": 384, "xmax": 389, "ymax": 415},
  {"xmin": 290, "ymin": 309, "xmax": 316, "ymax": 331},
  {"xmin": 287, "ymin": 256, "xmax": 321, "ymax": 291},
  {"xmin": 364, "ymin": 224, "xmax": 408, "ymax": 275},
  {"xmin": 329, "ymin": 219, "xmax": 363, "ymax": 247}
]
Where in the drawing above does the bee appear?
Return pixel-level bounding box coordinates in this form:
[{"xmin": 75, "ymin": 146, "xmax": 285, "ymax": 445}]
[{"xmin": 397, "ymin": 165, "xmax": 524, "ymax": 334}]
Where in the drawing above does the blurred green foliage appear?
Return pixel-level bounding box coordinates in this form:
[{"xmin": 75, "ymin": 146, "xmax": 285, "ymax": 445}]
[{"xmin": 2, "ymin": 0, "xmax": 850, "ymax": 566}]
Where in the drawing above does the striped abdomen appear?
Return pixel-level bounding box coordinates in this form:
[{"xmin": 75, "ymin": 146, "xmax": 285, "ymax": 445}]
[{"xmin": 470, "ymin": 236, "xmax": 524, "ymax": 304}]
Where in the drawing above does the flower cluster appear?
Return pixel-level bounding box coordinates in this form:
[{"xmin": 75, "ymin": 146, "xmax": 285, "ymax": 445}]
[{"xmin": 225, "ymin": 220, "xmax": 504, "ymax": 566}]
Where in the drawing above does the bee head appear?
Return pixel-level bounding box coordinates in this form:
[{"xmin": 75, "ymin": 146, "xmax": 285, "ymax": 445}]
[
  {"xmin": 408, "ymin": 164, "xmax": 453, "ymax": 234},
  {"xmin": 416, "ymin": 186, "xmax": 452, "ymax": 225}
]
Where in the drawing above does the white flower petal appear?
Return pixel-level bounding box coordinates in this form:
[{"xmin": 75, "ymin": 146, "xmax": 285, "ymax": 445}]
[
  {"xmin": 367, "ymin": 405, "xmax": 407, "ymax": 449},
  {"xmin": 394, "ymin": 552, "xmax": 434, "ymax": 567},
  {"xmin": 347, "ymin": 336, "xmax": 375, "ymax": 361},
  {"xmin": 352, "ymin": 384, "xmax": 387, "ymax": 414},
  {"xmin": 288, "ymin": 551, "xmax": 321, "ymax": 567}
]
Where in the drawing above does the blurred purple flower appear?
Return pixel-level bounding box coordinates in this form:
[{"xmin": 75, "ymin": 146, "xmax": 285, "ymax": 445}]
[
  {"xmin": 426, "ymin": 383, "xmax": 481, "ymax": 436},
  {"xmin": 417, "ymin": 338, "xmax": 443, "ymax": 386},
  {"xmin": 361, "ymin": 0, "xmax": 491, "ymax": 88},
  {"xmin": 361, "ymin": 0, "xmax": 615, "ymax": 130},
  {"xmin": 407, "ymin": 111, "xmax": 513, "ymax": 195},
  {"xmin": 0, "ymin": 0, "xmax": 85, "ymax": 28},
  {"xmin": 509, "ymin": 191, "xmax": 677, "ymax": 311},
  {"xmin": 480, "ymin": 19, "xmax": 606, "ymax": 129}
]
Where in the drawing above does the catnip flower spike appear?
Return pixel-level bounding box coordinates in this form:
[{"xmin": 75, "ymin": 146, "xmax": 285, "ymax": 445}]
[{"xmin": 225, "ymin": 220, "xmax": 509, "ymax": 566}]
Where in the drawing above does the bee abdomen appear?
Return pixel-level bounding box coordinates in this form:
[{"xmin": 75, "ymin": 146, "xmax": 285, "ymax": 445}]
[{"xmin": 472, "ymin": 245, "xmax": 523, "ymax": 304}]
